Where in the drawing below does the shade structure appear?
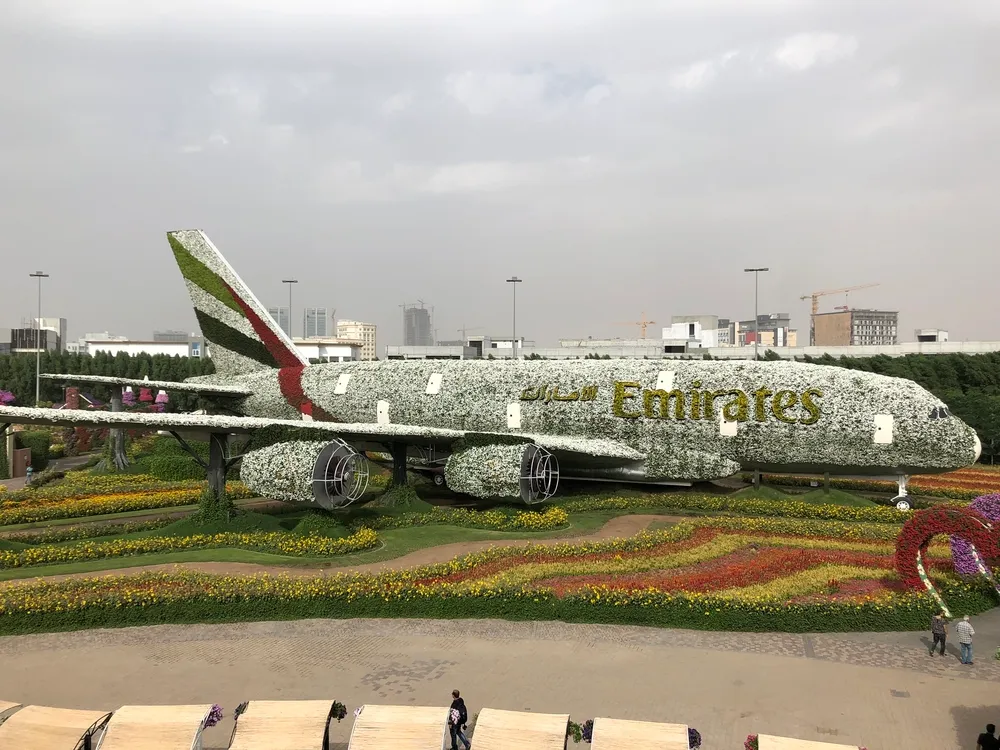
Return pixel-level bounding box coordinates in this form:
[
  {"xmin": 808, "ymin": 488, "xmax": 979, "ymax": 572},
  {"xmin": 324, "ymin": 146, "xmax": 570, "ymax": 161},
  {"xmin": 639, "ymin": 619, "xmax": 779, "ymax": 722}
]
[
  {"xmin": 347, "ymin": 704, "xmax": 449, "ymax": 750},
  {"xmin": 0, "ymin": 700, "xmax": 22, "ymax": 721},
  {"xmin": 470, "ymin": 707, "xmax": 570, "ymax": 750},
  {"xmin": 590, "ymin": 717, "xmax": 691, "ymax": 749},
  {"xmin": 0, "ymin": 704, "xmax": 111, "ymax": 749},
  {"xmin": 230, "ymin": 700, "xmax": 338, "ymax": 750},
  {"xmin": 96, "ymin": 704, "xmax": 213, "ymax": 750},
  {"xmin": 758, "ymin": 735, "xmax": 862, "ymax": 750}
]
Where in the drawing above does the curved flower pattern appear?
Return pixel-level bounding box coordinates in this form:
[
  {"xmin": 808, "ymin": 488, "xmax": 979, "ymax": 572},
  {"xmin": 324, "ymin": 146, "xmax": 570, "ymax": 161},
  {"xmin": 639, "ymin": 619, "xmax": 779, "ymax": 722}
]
[{"xmin": 952, "ymin": 493, "xmax": 1000, "ymax": 574}]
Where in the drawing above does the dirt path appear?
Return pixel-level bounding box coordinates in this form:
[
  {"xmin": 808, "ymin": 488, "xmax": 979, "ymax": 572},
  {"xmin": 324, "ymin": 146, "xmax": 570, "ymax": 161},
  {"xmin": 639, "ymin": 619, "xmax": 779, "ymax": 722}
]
[{"xmin": 0, "ymin": 514, "xmax": 683, "ymax": 586}]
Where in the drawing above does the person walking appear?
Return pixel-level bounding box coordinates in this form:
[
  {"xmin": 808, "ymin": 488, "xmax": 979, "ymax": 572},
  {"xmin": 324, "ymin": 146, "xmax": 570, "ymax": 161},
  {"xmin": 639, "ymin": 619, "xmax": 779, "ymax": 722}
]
[
  {"xmin": 977, "ymin": 723, "xmax": 998, "ymax": 750},
  {"xmin": 929, "ymin": 611, "xmax": 948, "ymax": 656},
  {"xmin": 449, "ymin": 689, "xmax": 471, "ymax": 750},
  {"xmin": 956, "ymin": 614, "xmax": 976, "ymax": 664}
]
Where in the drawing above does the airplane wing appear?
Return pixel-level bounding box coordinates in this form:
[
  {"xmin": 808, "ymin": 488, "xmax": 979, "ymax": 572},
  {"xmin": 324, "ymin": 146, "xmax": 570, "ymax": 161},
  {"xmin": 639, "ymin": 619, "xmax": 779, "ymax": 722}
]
[
  {"xmin": 39, "ymin": 373, "xmax": 250, "ymax": 398},
  {"xmin": 0, "ymin": 405, "xmax": 644, "ymax": 461}
]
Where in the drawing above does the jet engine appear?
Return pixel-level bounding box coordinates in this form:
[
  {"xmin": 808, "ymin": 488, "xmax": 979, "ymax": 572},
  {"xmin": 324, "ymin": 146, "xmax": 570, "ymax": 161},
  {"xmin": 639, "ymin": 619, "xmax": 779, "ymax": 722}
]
[
  {"xmin": 240, "ymin": 439, "xmax": 370, "ymax": 509},
  {"xmin": 444, "ymin": 442, "xmax": 559, "ymax": 504}
]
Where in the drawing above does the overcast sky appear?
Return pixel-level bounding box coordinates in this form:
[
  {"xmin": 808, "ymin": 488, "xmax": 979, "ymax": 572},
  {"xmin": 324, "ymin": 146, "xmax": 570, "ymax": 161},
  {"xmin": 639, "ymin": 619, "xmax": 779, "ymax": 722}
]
[{"xmin": 2, "ymin": 0, "xmax": 998, "ymax": 348}]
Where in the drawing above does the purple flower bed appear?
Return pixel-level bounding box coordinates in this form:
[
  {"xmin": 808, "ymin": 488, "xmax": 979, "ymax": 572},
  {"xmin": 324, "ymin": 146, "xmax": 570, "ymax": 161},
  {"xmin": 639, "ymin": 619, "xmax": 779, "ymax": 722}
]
[
  {"xmin": 0, "ymin": 390, "xmax": 15, "ymax": 405},
  {"xmin": 951, "ymin": 494, "xmax": 1000, "ymax": 575}
]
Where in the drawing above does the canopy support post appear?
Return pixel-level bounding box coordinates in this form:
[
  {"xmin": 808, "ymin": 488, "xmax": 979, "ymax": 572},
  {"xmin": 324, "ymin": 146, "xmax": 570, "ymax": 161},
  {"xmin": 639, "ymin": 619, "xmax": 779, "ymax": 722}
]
[{"xmin": 390, "ymin": 441, "xmax": 408, "ymax": 487}]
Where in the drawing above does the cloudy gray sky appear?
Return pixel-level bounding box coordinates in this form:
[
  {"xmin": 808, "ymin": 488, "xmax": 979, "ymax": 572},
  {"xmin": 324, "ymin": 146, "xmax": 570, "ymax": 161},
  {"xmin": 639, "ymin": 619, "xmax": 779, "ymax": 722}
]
[{"xmin": 2, "ymin": 0, "xmax": 998, "ymax": 348}]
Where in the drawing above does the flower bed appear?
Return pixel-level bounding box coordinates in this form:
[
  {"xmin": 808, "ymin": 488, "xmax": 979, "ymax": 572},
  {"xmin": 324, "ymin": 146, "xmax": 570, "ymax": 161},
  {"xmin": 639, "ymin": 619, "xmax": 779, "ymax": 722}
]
[
  {"xmin": 559, "ymin": 493, "xmax": 924, "ymax": 523},
  {"xmin": 0, "ymin": 527, "xmax": 379, "ymax": 569},
  {"xmin": 747, "ymin": 466, "xmax": 1000, "ymax": 501},
  {"xmin": 347, "ymin": 506, "xmax": 568, "ymax": 532},
  {"xmin": 1, "ymin": 518, "xmax": 992, "ymax": 635},
  {"xmin": 0, "ymin": 482, "xmax": 254, "ymax": 526}
]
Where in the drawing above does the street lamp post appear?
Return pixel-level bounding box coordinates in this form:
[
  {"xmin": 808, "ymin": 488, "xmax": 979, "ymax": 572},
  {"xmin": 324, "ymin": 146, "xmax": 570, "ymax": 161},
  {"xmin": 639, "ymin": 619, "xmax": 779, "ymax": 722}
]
[
  {"xmin": 506, "ymin": 276, "xmax": 522, "ymax": 359},
  {"xmin": 743, "ymin": 268, "xmax": 769, "ymax": 362},
  {"xmin": 282, "ymin": 279, "xmax": 298, "ymax": 338},
  {"xmin": 29, "ymin": 271, "xmax": 49, "ymax": 406}
]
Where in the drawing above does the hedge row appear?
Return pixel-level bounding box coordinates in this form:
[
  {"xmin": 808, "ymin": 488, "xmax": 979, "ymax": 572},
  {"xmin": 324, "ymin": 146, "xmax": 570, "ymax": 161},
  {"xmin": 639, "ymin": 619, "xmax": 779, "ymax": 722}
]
[
  {"xmin": 0, "ymin": 570, "xmax": 992, "ymax": 636},
  {"xmin": 557, "ymin": 493, "xmax": 929, "ymax": 523},
  {"xmin": 346, "ymin": 506, "xmax": 569, "ymax": 532}
]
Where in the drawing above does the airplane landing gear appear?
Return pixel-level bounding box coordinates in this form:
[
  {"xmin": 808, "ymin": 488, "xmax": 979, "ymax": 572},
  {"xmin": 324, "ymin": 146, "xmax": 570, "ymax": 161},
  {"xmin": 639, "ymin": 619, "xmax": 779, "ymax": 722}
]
[
  {"xmin": 892, "ymin": 474, "xmax": 911, "ymax": 511},
  {"xmin": 432, "ymin": 473, "xmax": 447, "ymax": 488}
]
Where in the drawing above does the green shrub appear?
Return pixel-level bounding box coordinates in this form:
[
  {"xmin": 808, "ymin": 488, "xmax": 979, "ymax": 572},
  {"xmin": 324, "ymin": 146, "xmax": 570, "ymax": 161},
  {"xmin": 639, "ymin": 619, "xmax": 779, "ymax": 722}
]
[
  {"xmin": 16, "ymin": 431, "xmax": 50, "ymax": 472},
  {"xmin": 144, "ymin": 456, "xmax": 206, "ymax": 482},
  {"xmin": 0, "ymin": 448, "xmax": 8, "ymax": 481}
]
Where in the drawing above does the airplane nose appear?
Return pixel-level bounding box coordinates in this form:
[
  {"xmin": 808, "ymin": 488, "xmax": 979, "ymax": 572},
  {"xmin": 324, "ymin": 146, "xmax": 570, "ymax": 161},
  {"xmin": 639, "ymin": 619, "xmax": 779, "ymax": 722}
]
[{"xmin": 974, "ymin": 432, "xmax": 982, "ymax": 462}]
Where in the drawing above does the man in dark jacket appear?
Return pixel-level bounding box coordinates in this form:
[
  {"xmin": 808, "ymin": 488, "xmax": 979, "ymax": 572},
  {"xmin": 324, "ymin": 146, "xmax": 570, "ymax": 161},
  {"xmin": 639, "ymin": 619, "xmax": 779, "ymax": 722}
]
[
  {"xmin": 449, "ymin": 689, "xmax": 471, "ymax": 750},
  {"xmin": 929, "ymin": 611, "xmax": 948, "ymax": 656}
]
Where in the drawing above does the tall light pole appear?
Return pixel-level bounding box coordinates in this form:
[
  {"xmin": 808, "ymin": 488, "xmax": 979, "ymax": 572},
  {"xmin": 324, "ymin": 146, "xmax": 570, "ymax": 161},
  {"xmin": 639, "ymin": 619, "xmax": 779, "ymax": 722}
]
[
  {"xmin": 506, "ymin": 276, "xmax": 522, "ymax": 359},
  {"xmin": 744, "ymin": 268, "xmax": 768, "ymax": 362},
  {"xmin": 29, "ymin": 271, "xmax": 49, "ymax": 406},
  {"xmin": 282, "ymin": 279, "xmax": 297, "ymax": 338}
]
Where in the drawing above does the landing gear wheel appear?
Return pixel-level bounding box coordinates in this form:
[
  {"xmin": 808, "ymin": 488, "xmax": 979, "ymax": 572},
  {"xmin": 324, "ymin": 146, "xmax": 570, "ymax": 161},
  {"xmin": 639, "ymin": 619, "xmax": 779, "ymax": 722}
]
[
  {"xmin": 432, "ymin": 473, "xmax": 446, "ymax": 488},
  {"xmin": 893, "ymin": 495, "xmax": 911, "ymax": 511}
]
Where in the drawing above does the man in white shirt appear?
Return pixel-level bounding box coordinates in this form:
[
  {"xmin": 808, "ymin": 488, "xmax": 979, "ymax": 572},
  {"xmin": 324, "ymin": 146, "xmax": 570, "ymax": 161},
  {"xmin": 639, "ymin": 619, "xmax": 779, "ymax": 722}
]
[{"xmin": 956, "ymin": 614, "xmax": 975, "ymax": 664}]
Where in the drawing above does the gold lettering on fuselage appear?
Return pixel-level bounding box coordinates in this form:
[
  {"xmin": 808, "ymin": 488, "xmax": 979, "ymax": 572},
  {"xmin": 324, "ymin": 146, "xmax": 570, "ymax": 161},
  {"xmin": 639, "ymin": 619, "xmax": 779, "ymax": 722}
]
[
  {"xmin": 521, "ymin": 384, "xmax": 599, "ymax": 403},
  {"xmin": 521, "ymin": 381, "xmax": 824, "ymax": 424}
]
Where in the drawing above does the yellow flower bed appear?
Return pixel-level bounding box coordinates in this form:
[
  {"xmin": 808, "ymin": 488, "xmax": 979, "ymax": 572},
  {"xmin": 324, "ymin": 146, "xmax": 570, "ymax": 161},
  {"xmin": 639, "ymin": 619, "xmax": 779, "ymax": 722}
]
[
  {"xmin": 0, "ymin": 482, "xmax": 254, "ymax": 526},
  {"xmin": 0, "ymin": 527, "xmax": 379, "ymax": 569}
]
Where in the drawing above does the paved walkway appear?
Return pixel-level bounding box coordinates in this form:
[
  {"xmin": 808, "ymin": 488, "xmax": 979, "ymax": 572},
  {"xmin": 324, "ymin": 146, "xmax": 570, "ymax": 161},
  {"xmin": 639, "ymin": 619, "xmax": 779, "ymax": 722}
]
[
  {"xmin": 0, "ymin": 616, "xmax": 997, "ymax": 749},
  {"xmin": 0, "ymin": 453, "xmax": 97, "ymax": 491}
]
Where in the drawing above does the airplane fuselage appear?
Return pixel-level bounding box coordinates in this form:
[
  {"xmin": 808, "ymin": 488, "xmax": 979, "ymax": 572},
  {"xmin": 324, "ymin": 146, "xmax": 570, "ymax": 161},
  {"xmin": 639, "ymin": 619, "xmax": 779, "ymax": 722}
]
[{"xmin": 220, "ymin": 358, "xmax": 980, "ymax": 480}]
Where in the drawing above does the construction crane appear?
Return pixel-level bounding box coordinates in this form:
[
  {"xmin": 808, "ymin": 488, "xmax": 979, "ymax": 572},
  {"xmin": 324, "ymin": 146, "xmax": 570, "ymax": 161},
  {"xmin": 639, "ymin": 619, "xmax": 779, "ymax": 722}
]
[
  {"xmin": 799, "ymin": 284, "xmax": 880, "ymax": 346},
  {"xmin": 613, "ymin": 312, "xmax": 657, "ymax": 339}
]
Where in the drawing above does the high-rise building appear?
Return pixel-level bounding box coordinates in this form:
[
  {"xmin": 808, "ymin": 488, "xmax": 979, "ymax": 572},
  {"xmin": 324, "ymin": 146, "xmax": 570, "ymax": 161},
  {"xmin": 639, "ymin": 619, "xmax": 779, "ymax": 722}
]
[
  {"xmin": 35, "ymin": 317, "xmax": 67, "ymax": 352},
  {"xmin": 303, "ymin": 307, "xmax": 329, "ymax": 338},
  {"xmin": 337, "ymin": 320, "xmax": 378, "ymax": 360},
  {"xmin": 403, "ymin": 305, "xmax": 433, "ymax": 346},
  {"xmin": 267, "ymin": 306, "xmax": 290, "ymax": 337},
  {"xmin": 814, "ymin": 309, "xmax": 898, "ymax": 346}
]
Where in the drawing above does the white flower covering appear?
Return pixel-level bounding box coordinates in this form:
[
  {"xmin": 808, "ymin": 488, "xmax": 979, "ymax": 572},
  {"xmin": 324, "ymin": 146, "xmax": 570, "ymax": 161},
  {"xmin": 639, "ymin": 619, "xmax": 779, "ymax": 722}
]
[
  {"xmin": 184, "ymin": 279, "xmax": 259, "ymax": 341},
  {"xmin": 286, "ymin": 358, "xmax": 978, "ymax": 478},
  {"xmin": 444, "ymin": 444, "xmax": 525, "ymax": 499},
  {"xmin": 38, "ymin": 373, "xmax": 250, "ymax": 396},
  {"xmin": 240, "ymin": 440, "xmax": 329, "ymax": 502}
]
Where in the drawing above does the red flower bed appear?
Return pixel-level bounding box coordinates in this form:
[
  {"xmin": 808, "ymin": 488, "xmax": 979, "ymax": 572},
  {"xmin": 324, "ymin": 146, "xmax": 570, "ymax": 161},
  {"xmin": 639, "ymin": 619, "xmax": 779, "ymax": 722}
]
[
  {"xmin": 895, "ymin": 506, "xmax": 996, "ymax": 590},
  {"xmin": 536, "ymin": 547, "xmax": 922, "ymax": 596}
]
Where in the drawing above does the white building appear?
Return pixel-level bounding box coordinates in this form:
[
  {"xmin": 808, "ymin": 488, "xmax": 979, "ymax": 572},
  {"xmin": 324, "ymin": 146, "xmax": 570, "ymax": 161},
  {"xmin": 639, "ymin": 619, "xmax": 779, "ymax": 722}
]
[
  {"xmin": 36, "ymin": 318, "xmax": 68, "ymax": 352},
  {"xmin": 915, "ymin": 328, "xmax": 949, "ymax": 343},
  {"xmin": 81, "ymin": 336, "xmax": 360, "ymax": 362},
  {"xmin": 303, "ymin": 307, "xmax": 330, "ymax": 338},
  {"xmin": 336, "ymin": 320, "xmax": 378, "ymax": 360},
  {"xmin": 662, "ymin": 320, "xmax": 719, "ymax": 349}
]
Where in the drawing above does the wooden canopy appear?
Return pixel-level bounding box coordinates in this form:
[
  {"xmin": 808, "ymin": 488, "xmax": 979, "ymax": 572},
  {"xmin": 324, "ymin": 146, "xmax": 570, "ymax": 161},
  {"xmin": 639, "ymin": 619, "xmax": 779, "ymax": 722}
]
[
  {"xmin": 230, "ymin": 700, "xmax": 337, "ymax": 750},
  {"xmin": 347, "ymin": 705, "xmax": 449, "ymax": 750},
  {"xmin": 0, "ymin": 704, "xmax": 111, "ymax": 748},
  {"xmin": 0, "ymin": 700, "xmax": 22, "ymax": 721},
  {"xmin": 590, "ymin": 717, "xmax": 690, "ymax": 750},
  {"xmin": 470, "ymin": 707, "xmax": 570, "ymax": 750},
  {"xmin": 97, "ymin": 704, "xmax": 213, "ymax": 750},
  {"xmin": 758, "ymin": 735, "xmax": 861, "ymax": 750}
]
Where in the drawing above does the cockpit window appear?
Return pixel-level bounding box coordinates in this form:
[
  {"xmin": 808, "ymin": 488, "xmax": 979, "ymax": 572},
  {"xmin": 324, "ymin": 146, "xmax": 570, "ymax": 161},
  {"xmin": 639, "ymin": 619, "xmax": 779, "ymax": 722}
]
[
  {"xmin": 930, "ymin": 407, "xmax": 939, "ymax": 419},
  {"xmin": 930, "ymin": 406, "xmax": 951, "ymax": 419}
]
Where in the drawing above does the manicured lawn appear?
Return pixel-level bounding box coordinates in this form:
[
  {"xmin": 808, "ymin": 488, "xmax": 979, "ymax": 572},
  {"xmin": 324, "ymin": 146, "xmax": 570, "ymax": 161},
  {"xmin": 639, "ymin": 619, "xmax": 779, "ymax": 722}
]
[
  {"xmin": 798, "ymin": 488, "xmax": 879, "ymax": 507},
  {"xmin": 730, "ymin": 485, "xmax": 791, "ymax": 501}
]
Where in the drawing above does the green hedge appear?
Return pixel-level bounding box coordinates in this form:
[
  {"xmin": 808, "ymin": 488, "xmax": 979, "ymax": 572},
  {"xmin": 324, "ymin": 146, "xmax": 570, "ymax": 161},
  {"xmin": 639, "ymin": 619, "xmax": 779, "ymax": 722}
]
[
  {"xmin": 556, "ymin": 492, "xmax": 929, "ymax": 523},
  {"xmin": 0, "ymin": 578, "xmax": 993, "ymax": 637},
  {"xmin": 16, "ymin": 431, "xmax": 50, "ymax": 472},
  {"xmin": 144, "ymin": 456, "xmax": 206, "ymax": 482}
]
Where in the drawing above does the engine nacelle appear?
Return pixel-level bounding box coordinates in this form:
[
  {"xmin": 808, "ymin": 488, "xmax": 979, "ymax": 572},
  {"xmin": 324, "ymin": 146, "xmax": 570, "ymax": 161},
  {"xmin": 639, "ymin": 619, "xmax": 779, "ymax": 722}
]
[
  {"xmin": 444, "ymin": 442, "xmax": 559, "ymax": 504},
  {"xmin": 240, "ymin": 439, "xmax": 370, "ymax": 509}
]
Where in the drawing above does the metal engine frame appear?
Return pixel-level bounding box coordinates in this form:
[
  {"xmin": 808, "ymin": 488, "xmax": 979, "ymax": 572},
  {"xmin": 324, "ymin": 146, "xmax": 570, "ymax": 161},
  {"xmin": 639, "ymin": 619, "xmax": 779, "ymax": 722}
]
[
  {"xmin": 312, "ymin": 438, "xmax": 371, "ymax": 509},
  {"xmin": 520, "ymin": 444, "xmax": 560, "ymax": 504}
]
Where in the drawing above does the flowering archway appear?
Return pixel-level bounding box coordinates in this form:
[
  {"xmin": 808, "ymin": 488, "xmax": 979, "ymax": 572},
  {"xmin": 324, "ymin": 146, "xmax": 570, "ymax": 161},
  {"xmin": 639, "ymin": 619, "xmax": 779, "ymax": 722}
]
[{"xmin": 895, "ymin": 506, "xmax": 1000, "ymax": 616}]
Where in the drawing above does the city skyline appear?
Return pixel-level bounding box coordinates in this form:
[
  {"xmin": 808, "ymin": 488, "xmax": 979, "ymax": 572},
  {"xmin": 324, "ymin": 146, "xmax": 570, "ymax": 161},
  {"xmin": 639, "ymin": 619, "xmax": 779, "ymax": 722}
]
[{"xmin": 1, "ymin": 1, "xmax": 997, "ymax": 346}]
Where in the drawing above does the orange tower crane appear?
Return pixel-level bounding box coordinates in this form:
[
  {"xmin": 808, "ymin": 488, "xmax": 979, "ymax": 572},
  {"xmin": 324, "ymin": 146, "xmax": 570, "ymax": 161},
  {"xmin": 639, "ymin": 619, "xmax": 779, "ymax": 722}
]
[
  {"xmin": 799, "ymin": 284, "xmax": 880, "ymax": 346},
  {"xmin": 613, "ymin": 312, "xmax": 657, "ymax": 339}
]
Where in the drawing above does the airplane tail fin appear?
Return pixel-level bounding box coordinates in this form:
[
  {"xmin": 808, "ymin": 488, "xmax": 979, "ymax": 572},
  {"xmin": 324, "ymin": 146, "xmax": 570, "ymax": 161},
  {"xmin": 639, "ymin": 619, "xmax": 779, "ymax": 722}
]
[{"xmin": 166, "ymin": 230, "xmax": 308, "ymax": 376}]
